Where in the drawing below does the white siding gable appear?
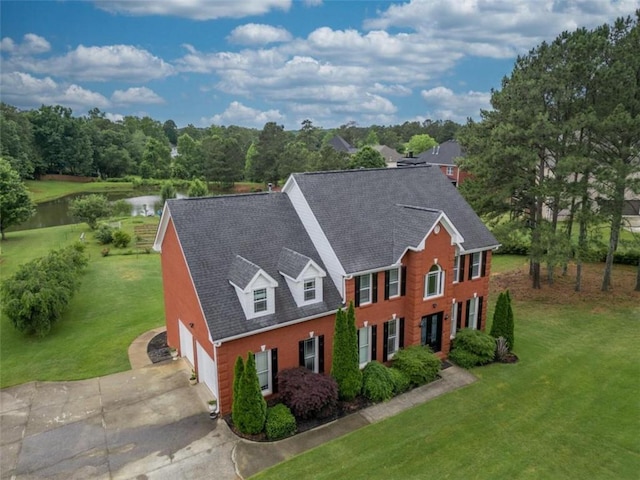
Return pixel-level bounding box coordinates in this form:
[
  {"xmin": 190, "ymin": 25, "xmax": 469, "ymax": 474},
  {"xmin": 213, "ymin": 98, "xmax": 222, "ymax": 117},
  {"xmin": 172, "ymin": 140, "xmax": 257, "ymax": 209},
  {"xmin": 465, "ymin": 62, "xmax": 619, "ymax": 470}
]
[
  {"xmin": 283, "ymin": 176, "xmax": 346, "ymax": 298},
  {"xmin": 281, "ymin": 261, "xmax": 326, "ymax": 307},
  {"xmin": 231, "ymin": 270, "xmax": 278, "ymax": 320}
]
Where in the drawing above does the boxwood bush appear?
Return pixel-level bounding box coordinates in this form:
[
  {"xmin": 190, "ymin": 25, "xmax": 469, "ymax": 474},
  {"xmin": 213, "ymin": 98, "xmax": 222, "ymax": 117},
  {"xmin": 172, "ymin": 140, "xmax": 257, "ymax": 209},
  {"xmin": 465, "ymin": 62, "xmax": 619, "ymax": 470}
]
[
  {"xmin": 449, "ymin": 328, "xmax": 496, "ymax": 368},
  {"xmin": 112, "ymin": 229, "xmax": 131, "ymax": 248},
  {"xmin": 94, "ymin": 223, "xmax": 113, "ymax": 244},
  {"xmin": 265, "ymin": 404, "xmax": 297, "ymax": 440},
  {"xmin": 362, "ymin": 361, "xmax": 393, "ymax": 403},
  {"xmin": 278, "ymin": 368, "xmax": 339, "ymax": 420},
  {"xmin": 391, "ymin": 345, "xmax": 441, "ymax": 386},
  {"xmin": 387, "ymin": 366, "xmax": 411, "ymax": 395}
]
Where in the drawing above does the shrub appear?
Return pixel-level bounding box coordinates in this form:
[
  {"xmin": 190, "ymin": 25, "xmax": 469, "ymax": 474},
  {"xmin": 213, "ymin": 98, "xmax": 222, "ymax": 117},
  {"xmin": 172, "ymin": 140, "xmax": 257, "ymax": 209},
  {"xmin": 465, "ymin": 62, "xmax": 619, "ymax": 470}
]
[
  {"xmin": 495, "ymin": 336, "xmax": 510, "ymax": 362},
  {"xmin": 265, "ymin": 404, "xmax": 297, "ymax": 440},
  {"xmin": 188, "ymin": 178, "xmax": 208, "ymax": 197},
  {"xmin": 387, "ymin": 366, "xmax": 411, "ymax": 395},
  {"xmin": 112, "ymin": 229, "xmax": 131, "ymax": 248},
  {"xmin": 391, "ymin": 345, "xmax": 441, "ymax": 386},
  {"xmin": 449, "ymin": 329, "xmax": 496, "ymax": 368},
  {"xmin": 234, "ymin": 352, "xmax": 267, "ymax": 435},
  {"xmin": 278, "ymin": 367, "xmax": 339, "ymax": 420},
  {"xmin": 69, "ymin": 194, "xmax": 112, "ymax": 229},
  {"xmin": 490, "ymin": 290, "xmax": 514, "ymax": 350},
  {"xmin": 331, "ymin": 304, "xmax": 362, "ymax": 400},
  {"xmin": 111, "ymin": 199, "xmax": 132, "ymax": 216},
  {"xmin": 94, "ymin": 223, "xmax": 113, "ymax": 244},
  {"xmin": 362, "ymin": 361, "xmax": 393, "ymax": 403}
]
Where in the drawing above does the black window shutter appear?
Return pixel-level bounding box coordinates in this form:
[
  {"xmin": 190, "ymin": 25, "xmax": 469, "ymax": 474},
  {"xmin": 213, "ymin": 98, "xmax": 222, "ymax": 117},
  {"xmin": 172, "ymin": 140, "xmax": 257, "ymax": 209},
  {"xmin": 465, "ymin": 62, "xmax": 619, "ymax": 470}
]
[
  {"xmin": 384, "ymin": 270, "xmax": 390, "ymax": 300},
  {"xmin": 456, "ymin": 302, "xmax": 463, "ymax": 330},
  {"xmin": 298, "ymin": 340, "xmax": 304, "ymax": 367},
  {"xmin": 372, "ymin": 273, "xmax": 378, "ymax": 303},
  {"xmin": 477, "ymin": 296, "xmax": 484, "ymax": 330},
  {"xmin": 271, "ymin": 348, "xmax": 278, "ymax": 393},
  {"xmin": 318, "ymin": 335, "xmax": 325, "ymax": 373},
  {"xmin": 459, "ymin": 256, "xmax": 466, "ymax": 283},
  {"xmin": 401, "ymin": 266, "xmax": 407, "ymax": 296},
  {"xmin": 371, "ymin": 325, "xmax": 377, "ymax": 361},
  {"xmin": 481, "ymin": 251, "xmax": 487, "ymax": 277},
  {"xmin": 468, "ymin": 254, "xmax": 473, "ymax": 280},
  {"xmin": 465, "ymin": 300, "xmax": 471, "ymax": 328},
  {"xmin": 354, "ymin": 276, "xmax": 361, "ymax": 307},
  {"xmin": 399, "ymin": 317, "xmax": 405, "ymax": 348},
  {"xmin": 382, "ymin": 321, "xmax": 389, "ymax": 361}
]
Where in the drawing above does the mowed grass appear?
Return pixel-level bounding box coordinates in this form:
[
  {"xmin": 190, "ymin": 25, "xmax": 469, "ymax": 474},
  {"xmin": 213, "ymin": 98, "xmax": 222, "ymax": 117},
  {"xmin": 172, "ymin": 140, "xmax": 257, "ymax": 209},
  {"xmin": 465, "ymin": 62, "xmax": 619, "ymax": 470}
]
[
  {"xmin": 253, "ymin": 261, "xmax": 640, "ymax": 480},
  {"xmin": 0, "ymin": 219, "xmax": 164, "ymax": 387},
  {"xmin": 25, "ymin": 179, "xmax": 135, "ymax": 203}
]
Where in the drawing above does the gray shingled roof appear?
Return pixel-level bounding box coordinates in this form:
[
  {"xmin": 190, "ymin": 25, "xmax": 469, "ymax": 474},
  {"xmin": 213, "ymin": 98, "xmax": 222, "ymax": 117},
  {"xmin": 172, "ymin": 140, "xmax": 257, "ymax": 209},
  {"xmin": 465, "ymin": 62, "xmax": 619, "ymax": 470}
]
[
  {"xmin": 228, "ymin": 255, "xmax": 262, "ymax": 290},
  {"xmin": 417, "ymin": 139, "xmax": 463, "ymax": 166},
  {"xmin": 291, "ymin": 166, "xmax": 498, "ymax": 273},
  {"xmin": 329, "ymin": 135, "xmax": 358, "ymax": 154},
  {"xmin": 393, "ymin": 206, "xmax": 442, "ymax": 261},
  {"xmin": 167, "ymin": 193, "xmax": 342, "ymax": 341},
  {"xmin": 278, "ymin": 248, "xmax": 314, "ymax": 279}
]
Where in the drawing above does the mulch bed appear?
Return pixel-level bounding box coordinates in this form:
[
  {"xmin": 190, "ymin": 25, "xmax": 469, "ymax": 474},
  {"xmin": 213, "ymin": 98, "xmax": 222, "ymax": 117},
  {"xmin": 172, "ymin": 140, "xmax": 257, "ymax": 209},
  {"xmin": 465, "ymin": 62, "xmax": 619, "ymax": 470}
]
[{"xmin": 147, "ymin": 331, "xmax": 172, "ymax": 363}]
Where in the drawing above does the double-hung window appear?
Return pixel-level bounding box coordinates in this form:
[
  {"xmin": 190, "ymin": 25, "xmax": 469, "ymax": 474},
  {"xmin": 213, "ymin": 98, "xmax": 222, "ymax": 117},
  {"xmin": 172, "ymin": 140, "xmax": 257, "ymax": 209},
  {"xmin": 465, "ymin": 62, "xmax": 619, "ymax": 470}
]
[
  {"xmin": 255, "ymin": 350, "xmax": 272, "ymax": 394},
  {"xmin": 386, "ymin": 319, "xmax": 399, "ymax": 359},
  {"xmin": 471, "ymin": 252, "xmax": 481, "ymax": 279},
  {"xmin": 453, "ymin": 253, "xmax": 460, "ymax": 283},
  {"xmin": 387, "ymin": 268, "xmax": 400, "ymax": 298},
  {"xmin": 358, "ymin": 326, "xmax": 371, "ymax": 367},
  {"xmin": 303, "ymin": 337, "xmax": 318, "ymax": 373},
  {"xmin": 446, "ymin": 166, "xmax": 454, "ymax": 176},
  {"xmin": 424, "ymin": 265, "xmax": 444, "ymax": 298},
  {"xmin": 303, "ymin": 279, "xmax": 316, "ymax": 301},
  {"xmin": 468, "ymin": 298, "xmax": 478, "ymax": 329},
  {"xmin": 358, "ymin": 274, "xmax": 371, "ymax": 305},
  {"xmin": 450, "ymin": 303, "xmax": 458, "ymax": 338},
  {"xmin": 253, "ymin": 288, "xmax": 267, "ymax": 313}
]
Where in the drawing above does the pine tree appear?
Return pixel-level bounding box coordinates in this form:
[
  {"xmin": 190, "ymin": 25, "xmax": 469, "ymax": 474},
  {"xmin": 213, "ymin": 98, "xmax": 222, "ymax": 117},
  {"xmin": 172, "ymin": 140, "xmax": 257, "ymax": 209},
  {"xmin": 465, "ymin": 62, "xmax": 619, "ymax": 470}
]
[
  {"xmin": 490, "ymin": 291, "xmax": 509, "ymax": 347},
  {"xmin": 235, "ymin": 352, "xmax": 267, "ymax": 435},
  {"xmin": 331, "ymin": 303, "xmax": 362, "ymax": 400},
  {"xmin": 231, "ymin": 355, "xmax": 244, "ymax": 427},
  {"xmin": 504, "ymin": 290, "xmax": 515, "ymax": 350}
]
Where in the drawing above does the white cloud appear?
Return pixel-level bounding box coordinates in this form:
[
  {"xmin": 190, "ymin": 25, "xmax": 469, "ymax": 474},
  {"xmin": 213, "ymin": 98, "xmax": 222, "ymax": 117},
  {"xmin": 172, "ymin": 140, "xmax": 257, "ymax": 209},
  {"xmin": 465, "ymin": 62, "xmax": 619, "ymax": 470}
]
[
  {"xmin": 0, "ymin": 33, "xmax": 51, "ymax": 55},
  {"xmin": 111, "ymin": 87, "xmax": 164, "ymax": 105},
  {"xmin": 105, "ymin": 112, "xmax": 125, "ymax": 122},
  {"xmin": 420, "ymin": 86, "xmax": 491, "ymax": 122},
  {"xmin": 370, "ymin": 83, "xmax": 412, "ymax": 96},
  {"xmin": 228, "ymin": 24, "xmax": 293, "ymax": 45},
  {"xmin": 204, "ymin": 101, "xmax": 285, "ymax": 127},
  {"xmin": 9, "ymin": 44, "xmax": 175, "ymax": 82},
  {"xmin": 0, "ymin": 72, "xmax": 110, "ymax": 110},
  {"xmin": 94, "ymin": 0, "xmax": 291, "ymax": 20},
  {"xmin": 303, "ymin": 0, "xmax": 323, "ymax": 6}
]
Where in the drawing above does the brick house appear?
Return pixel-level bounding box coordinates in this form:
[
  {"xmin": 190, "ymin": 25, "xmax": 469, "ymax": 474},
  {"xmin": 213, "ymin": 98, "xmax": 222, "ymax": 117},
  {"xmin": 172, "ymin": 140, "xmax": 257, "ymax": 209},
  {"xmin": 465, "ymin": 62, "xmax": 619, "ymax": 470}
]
[
  {"xmin": 153, "ymin": 166, "xmax": 498, "ymax": 414},
  {"xmin": 398, "ymin": 140, "xmax": 471, "ymax": 187}
]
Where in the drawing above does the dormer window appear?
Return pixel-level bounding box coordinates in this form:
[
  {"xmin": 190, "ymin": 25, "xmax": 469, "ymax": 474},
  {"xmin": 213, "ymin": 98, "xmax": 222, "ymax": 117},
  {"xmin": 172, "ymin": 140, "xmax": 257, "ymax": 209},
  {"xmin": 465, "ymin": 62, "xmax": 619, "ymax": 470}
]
[
  {"xmin": 303, "ymin": 279, "xmax": 316, "ymax": 301},
  {"xmin": 253, "ymin": 288, "xmax": 268, "ymax": 313}
]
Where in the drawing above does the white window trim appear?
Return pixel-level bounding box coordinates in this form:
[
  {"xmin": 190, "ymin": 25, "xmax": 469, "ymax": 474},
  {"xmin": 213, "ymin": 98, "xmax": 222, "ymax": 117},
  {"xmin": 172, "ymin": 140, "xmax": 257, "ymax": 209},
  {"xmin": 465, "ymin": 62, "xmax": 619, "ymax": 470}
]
[
  {"xmin": 468, "ymin": 298, "xmax": 478, "ymax": 330},
  {"xmin": 471, "ymin": 252, "xmax": 482, "ymax": 279},
  {"xmin": 255, "ymin": 350, "xmax": 272, "ymax": 395},
  {"xmin": 446, "ymin": 166, "xmax": 454, "ymax": 175},
  {"xmin": 358, "ymin": 326, "xmax": 372, "ymax": 368},
  {"xmin": 453, "ymin": 253, "xmax": 460, "ymax": 284},
  {"xmin": 303, "ymin": 337, "xmax": 319, "ymax": 373},
  {"xmin": 424, "ymin": 265, "xmax": 444, "ymax": 299},
  {"xmin": 387, "ymin": 318, "xmax": 400, "ymax": 360},
  {"xmin": 253, "ymin": 288, "xmax": 268, "ymax": 313},
  {"xmin": 358, "ymin": 273, "xmax": 372, "ymax": 306},
  {"xmin": 450, "ymin": 304, "xmax": 458, "ymax": 339},
  {"xmin": 303, "ymin": 278, "xmax": 316, "ymax": 302},
  {"xmin": 388, "ymin": 268, "xmax": 400, "ymax": 299}
]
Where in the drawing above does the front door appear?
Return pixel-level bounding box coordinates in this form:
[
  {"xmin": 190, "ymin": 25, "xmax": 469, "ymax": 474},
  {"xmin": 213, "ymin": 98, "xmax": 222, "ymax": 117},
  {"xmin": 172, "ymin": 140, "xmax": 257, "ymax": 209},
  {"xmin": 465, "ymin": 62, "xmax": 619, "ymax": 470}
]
[{"xmin": 421, "ymin": 312, "xmax": 443, "ymax": 352}]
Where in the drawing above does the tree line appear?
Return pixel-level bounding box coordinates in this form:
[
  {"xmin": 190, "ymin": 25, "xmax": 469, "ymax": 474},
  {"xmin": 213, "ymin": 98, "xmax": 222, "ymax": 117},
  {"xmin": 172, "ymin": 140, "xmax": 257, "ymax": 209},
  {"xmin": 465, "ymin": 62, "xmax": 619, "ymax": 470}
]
[
  {"xmin": 459, "ymin": 12, "xmax": 640, "ymax": 291},
  {"xmin": 0, "ymin": 102, "xmax": 460, "ymax": 185}
]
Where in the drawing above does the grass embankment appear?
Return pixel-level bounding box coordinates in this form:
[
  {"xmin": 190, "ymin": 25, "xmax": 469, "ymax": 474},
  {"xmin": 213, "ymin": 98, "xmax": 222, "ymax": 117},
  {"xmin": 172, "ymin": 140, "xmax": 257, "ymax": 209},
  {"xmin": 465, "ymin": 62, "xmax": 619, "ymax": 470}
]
[
  {"xmin": 25, "ymin": 180, "xmax": 135, "ymax": 203},
  {"xmin": 253, "ymin": 261, "xmax": 640, "ymax": 480},
  {"xmin": 0, "ymin": 217, "xmax": 164, "ymax": 388}
]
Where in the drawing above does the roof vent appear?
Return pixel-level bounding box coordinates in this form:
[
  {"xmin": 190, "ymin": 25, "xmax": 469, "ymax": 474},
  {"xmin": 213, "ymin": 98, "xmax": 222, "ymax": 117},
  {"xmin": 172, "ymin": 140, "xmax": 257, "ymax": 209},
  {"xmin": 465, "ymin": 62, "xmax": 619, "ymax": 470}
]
[
  {"xmin": 435, "ymin": 146, "xmax": 440, "ymax": 155},
  {"xmin": 408, "ymin": 151, "xmax": 413, "ymax": 158},
  {"xmin": 268, "ymin": 183, "xmax": 273, "ymax": 192}
]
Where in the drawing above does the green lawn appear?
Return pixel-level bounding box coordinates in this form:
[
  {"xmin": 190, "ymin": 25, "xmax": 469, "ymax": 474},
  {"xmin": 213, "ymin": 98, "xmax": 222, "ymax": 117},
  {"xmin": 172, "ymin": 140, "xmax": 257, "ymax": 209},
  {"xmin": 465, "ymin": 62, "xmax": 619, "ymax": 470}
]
[
  {"xmin": 0, "ymin": 218, "xmax": 164, "ymax": 387},
  {"xmin": 25, "ymin": 179, "xmax": 135, "ymax": 203},
  {"xmin": 253, "ymin": 270, "xmax": 640, "ymax": 479}
]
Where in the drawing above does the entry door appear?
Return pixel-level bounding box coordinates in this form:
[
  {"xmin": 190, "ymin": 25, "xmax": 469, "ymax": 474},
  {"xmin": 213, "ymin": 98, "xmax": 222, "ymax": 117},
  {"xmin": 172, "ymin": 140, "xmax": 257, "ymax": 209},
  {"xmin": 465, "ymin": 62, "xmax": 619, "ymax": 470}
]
[{"xmin": 421, "ymin": 313, "xmax": 443, "ymax": 352}]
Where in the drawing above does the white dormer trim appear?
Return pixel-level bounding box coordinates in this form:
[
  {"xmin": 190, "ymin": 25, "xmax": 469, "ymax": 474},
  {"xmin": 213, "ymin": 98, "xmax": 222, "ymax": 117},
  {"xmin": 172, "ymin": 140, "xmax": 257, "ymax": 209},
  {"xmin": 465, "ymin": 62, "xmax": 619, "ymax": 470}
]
[
  {"xmin": 230, "ymin": 270, "xmax": 278, "ymax": 320},
  {"xmin": 280, "ymin": 261, "xmax": 327, "ymax": 307},
  {"xmin": 283, "ymin": 176, "xmax": 347, "ymax": 300}
]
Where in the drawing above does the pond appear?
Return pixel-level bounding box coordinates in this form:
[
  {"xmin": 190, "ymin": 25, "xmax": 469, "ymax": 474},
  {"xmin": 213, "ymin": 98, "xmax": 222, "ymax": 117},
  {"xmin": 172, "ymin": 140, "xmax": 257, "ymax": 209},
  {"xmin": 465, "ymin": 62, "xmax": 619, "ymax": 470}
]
[{"xmin": 11, "ymin": 191, "xmax": 186, "ymax": 232}]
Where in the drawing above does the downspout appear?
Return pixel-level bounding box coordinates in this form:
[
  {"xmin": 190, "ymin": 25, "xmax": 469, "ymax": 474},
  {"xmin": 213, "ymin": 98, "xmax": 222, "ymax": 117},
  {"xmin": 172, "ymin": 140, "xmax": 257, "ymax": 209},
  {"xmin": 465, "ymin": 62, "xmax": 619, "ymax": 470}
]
[{"xmin": 213, "ymin": 341, "xmax": 222, "ymax": 414}]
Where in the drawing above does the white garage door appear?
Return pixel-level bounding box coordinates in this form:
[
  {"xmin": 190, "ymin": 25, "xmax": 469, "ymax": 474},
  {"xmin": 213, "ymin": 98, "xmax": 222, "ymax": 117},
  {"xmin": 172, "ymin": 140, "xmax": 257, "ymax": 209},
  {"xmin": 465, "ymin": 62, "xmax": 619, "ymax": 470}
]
[
  {"xmin": 178, "ymin": 321, "xmax": 195, "ymax": 367},
  {"xmin": 196, "ymin": 342, "xmax": 218, "ymax": 398}
]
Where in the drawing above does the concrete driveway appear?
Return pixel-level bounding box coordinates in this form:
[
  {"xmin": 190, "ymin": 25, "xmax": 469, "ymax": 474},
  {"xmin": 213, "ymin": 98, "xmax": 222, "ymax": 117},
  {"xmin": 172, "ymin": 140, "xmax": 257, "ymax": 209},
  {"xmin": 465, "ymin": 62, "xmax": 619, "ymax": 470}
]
[{"xmin": 0, "ymin": 360, "xmax": 239, "ymax": 479}]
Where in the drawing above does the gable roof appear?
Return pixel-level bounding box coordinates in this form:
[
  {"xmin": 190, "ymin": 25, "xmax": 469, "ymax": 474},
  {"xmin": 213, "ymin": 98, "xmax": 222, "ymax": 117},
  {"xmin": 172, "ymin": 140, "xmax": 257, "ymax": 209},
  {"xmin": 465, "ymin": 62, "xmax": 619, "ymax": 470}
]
[
  {"xmin": 290, "ymin": 166, "xmax": 498, "ymax": 273},
  {"xmin": 278, "ymin": 248, "xmax": 320, "ymax": 280},
  {"xmin": 328, "ymin": 135, "xmax": 358, "ymax": 154},
  {"xmin": 417, "ymin": 139, "xmax": 463, "ymax": 166},
  {"xmin": 371, "ymin": 145, "xmax": 403, "ymax": 164},
  {"xmin": 164, "ymin": 193, "xmax": 342, "ymax": 341}
]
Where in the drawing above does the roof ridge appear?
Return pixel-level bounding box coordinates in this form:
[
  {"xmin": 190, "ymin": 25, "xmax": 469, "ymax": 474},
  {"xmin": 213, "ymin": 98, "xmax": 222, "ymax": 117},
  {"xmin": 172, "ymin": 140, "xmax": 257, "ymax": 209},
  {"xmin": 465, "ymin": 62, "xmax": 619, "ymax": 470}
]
[
  {"xmin": 168, "ymin": 191, "xmax": 272, "ymax": 203},
  {"xmin": 294, "ymin": 165, "xmax": 433, "ymax": 177},
  {"xmin": 396, "ymin": 204, "xmax": 442, "ymax": 213}
]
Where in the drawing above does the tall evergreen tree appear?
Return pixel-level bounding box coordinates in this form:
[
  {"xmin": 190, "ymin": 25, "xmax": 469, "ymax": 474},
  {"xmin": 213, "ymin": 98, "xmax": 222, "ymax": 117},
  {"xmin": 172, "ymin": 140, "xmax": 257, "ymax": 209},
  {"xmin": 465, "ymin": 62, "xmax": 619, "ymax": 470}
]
[
  {"xmin": 231, "ymin": 355, "xmax": 244, "ymax": 426},
  {"xmin": 234, "ymin": 352, "xmax": 267, "ymax": 435},
  {"xmin": 331, "ymin": 302, "xmax": 362, "ymax": 400},
  {"xmin": 490, "ymin": 291, "xmax": 515, "ymax": 350}
]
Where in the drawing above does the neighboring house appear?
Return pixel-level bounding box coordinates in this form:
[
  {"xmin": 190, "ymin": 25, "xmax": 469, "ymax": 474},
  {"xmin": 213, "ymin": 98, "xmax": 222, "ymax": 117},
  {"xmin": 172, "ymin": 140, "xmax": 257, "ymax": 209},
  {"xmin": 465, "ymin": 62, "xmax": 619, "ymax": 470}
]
[
  {"xmin": 371, "ymin": 145, "xmax": 403, "ymax": 167},
  {"xmin": 153, "ymin": 166, "xmax": 499, "ymax": 414},
  {"xmin": 328, "ymin": 135, "xmax": 358, "ymax": 154},
  {"xmin": 398, "ymin": 140, "xmax": 469, "ymax": 187}
]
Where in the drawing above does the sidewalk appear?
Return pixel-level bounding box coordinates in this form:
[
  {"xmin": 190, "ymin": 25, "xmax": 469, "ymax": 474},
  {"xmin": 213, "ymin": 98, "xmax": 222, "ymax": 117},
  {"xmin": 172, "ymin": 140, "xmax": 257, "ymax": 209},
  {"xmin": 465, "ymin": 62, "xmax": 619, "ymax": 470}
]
[{"xmin": 233, "ymin": 366, "xmax": 477, "ymax": 478}]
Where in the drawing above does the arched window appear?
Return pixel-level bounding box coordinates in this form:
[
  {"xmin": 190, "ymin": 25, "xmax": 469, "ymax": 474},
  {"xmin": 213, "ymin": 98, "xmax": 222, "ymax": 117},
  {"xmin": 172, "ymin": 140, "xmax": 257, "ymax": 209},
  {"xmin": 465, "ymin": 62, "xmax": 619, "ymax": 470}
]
[{"xmin": 424, "ymin": 264, "xmax": 444, "ymax": 298}]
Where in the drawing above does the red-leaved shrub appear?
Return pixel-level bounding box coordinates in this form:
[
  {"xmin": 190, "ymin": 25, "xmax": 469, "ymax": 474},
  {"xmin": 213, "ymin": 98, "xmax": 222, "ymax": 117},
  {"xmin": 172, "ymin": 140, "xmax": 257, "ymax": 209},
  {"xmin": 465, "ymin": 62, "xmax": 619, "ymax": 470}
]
[{"xmin": 277, "ymin": 367, "xmax": 339, "ymax": 420}]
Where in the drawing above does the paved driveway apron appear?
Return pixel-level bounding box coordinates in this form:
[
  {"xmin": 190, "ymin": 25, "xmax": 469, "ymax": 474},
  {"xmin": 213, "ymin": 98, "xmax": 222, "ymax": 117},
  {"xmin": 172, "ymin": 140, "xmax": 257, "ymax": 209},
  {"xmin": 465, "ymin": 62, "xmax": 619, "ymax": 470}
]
[{"xmin": 0, "ymin": 360, "xmax": 239, "ymax": 479}]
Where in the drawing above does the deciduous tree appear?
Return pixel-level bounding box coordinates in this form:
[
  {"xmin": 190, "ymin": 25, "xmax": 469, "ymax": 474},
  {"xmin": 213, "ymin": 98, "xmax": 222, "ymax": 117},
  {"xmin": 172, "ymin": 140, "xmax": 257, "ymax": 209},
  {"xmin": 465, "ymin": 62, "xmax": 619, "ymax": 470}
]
[{"xmin": 0, "ymin": 158, "xmax": 35, "ymax": 239}]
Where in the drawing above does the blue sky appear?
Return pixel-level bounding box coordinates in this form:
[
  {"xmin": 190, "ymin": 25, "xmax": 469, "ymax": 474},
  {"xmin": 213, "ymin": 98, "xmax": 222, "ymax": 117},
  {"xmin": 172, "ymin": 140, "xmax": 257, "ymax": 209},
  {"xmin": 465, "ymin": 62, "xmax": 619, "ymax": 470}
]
[{"xmin": 1, "ymin": 0, "xmax": 638, "ymax": 130}]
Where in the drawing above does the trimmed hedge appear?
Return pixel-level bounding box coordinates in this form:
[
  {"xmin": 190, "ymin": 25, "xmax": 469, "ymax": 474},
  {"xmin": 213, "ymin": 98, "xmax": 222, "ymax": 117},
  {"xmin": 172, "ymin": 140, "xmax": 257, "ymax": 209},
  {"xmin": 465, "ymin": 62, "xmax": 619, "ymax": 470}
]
[
  {"xmin": 362, "ymin": 361, "xmax": 393, "ymax": 403},
  {"xmin": 391, "ymin": 345, "xmax": 441, "ymax": 386},
  {"xmin": 278, "ymin": 368, "xmax": 339, "ymax": 420},
  {"xmin": 265, "ymin": 404, "xmax": 297, "ymax": 440},
  {"xmin": 449, "ymin": 329, "xmax": 496, "ymax": 368},
  {"xmin": 388, "ymin": 367, "xmax": 411, "ymax": 395}
]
